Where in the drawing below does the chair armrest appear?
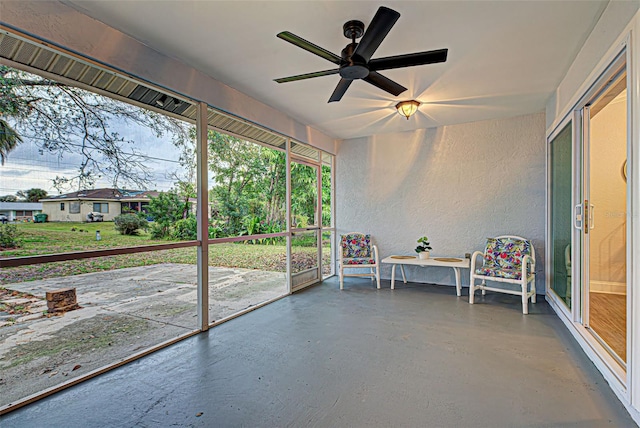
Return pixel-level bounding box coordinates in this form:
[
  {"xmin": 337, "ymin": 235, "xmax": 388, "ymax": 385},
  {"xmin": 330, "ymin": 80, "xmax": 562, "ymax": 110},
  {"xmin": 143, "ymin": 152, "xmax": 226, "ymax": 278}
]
[
  {"xmin": 372, "ymin": 244, "xmax": 379, "ymax": 264},
  {"xmin": 470, "ymin": 250, "xmax": 483, "ymax": 272}
]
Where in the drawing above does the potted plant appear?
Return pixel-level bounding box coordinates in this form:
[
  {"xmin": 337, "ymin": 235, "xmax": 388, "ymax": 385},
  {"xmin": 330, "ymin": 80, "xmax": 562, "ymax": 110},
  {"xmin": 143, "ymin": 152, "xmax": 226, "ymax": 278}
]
[{"xmin": 415, "ymin": 236, "xmax": 432, "ymax": 259}]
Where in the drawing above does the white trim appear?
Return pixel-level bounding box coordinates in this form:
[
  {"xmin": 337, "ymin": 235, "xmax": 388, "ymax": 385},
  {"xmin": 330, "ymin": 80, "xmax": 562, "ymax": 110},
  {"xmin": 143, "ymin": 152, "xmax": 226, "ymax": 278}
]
[{"xmin": 590, "ymin": 281, "xmax": 627, "ymax": 295}]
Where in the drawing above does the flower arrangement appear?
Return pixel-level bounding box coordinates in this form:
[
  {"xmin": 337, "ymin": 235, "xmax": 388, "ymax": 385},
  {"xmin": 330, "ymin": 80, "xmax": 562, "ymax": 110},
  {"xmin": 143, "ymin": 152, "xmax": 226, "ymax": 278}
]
[{"xmin": 415, "ymin": 236, "xmax": 432, "ymax": 254}]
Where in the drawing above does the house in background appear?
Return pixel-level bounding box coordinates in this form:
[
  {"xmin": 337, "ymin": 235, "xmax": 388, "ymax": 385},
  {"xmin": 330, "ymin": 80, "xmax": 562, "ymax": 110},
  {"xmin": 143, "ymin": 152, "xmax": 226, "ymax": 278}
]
[
  {"xmin": 41, "ymin": 189, "xmax": 159, "ymax": 222},
  {"xmin": 0, "ymin": 202, "xmax": 43, "ymax": 222}
]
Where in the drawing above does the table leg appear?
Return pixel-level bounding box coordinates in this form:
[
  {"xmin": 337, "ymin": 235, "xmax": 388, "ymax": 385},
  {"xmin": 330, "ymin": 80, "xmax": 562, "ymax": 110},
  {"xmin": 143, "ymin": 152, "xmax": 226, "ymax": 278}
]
[
  {"xmin": 453, "ymin": 267, "xmax": 461, "ymax": 296},
  {"xmin": 400, "ymin": 265, "xmax": 407, "ymax": 283},
  {"xmin": 391, "ymin": 264, "xmax": 396, "ymax": 289}
]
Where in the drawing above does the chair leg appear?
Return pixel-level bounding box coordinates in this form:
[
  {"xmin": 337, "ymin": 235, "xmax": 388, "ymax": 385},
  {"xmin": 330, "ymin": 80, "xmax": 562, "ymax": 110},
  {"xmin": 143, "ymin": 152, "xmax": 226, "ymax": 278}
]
[
  {"xmin": 375, "ymin": 266, "xmax": 380, "ymax": 289},
  {"xmin": 522, "ymin": 282, "xmax": 528, "ymax": 314},
  {"xmin": 469, "ymin": 278, "xmax": 475, "ymax": 304},
  {"xmin": 340, "ymin": 267, "xmax": 344, "ymax": 290},
  {"xmin": 531, "ymin": 282, "xmax": 537, "ymax": 303}
]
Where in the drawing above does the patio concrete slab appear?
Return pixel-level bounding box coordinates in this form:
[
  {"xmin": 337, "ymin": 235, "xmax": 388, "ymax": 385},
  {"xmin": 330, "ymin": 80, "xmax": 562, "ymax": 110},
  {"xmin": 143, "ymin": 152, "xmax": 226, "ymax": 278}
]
[
  {"xmin": 1, "ymin": 277, "xmax": 635, "ymax": 427},
  {"xmin": 0, "ymin": 264, "xmax": 287, "ymax": 408}
]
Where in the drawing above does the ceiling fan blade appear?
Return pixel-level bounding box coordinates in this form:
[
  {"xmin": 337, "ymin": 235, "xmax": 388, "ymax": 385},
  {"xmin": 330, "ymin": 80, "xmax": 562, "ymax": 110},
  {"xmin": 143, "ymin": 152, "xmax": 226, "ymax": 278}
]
[
  {"xmin": 275, "ymin": 69, "xmax": 340, "ymax": 83},
  {"xmin": 363, "ymin": 71, "xmax": 407, "ymax": 96},
  {"xmin": 328, "ymin": 78, "xmax": 354, "ymax": 103},
  {"xmin": 353, "ymin": 6, "xmax": 400, "ymax": 62},
  {"xmin": 277, "ymin": 32, "xmax": 341, "ymax": 65},
  {"xmin": 369, "ymin": 49, "xmax": 448, "ymax": 71}
]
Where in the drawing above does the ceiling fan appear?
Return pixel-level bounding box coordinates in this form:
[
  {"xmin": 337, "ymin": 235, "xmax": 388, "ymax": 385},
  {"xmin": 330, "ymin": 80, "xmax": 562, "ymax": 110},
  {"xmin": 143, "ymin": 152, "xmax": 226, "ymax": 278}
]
[{"xmin": 274, "ymin": 6, "xmax": 448, "ymax": 103}]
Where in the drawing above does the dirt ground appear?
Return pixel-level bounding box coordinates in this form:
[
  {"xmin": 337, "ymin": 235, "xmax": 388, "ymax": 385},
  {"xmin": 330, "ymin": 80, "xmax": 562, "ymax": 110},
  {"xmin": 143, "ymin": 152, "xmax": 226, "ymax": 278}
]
[{"xmin": 0, "ymin": 264, "xmax": 287, "ymax": 408}]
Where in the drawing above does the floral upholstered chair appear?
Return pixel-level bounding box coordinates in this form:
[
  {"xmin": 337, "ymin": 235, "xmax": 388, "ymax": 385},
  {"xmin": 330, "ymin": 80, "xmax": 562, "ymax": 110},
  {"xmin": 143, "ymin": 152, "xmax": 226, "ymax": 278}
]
[
  {"xmin": 469, "ymin": 235, "xmax": 536, "ymax": 314},
  {"xmin": 339, "ymin": 232, "xmax": 380, "ymax": 290}
]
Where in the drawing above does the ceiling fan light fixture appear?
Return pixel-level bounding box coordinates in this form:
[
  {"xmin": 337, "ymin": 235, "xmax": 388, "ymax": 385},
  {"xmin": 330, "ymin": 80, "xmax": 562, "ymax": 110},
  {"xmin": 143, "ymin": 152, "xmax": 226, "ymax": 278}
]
[{"xmin": 396, "ymin": 100, "xmax": 420, "ymax": 119}]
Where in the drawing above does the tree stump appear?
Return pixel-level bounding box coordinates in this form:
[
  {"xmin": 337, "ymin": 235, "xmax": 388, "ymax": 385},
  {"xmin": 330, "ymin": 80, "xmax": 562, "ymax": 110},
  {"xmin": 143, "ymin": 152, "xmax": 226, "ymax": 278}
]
[{"xmin": 46, "ymin": 288, "xmax": 78, "ymax": 312}]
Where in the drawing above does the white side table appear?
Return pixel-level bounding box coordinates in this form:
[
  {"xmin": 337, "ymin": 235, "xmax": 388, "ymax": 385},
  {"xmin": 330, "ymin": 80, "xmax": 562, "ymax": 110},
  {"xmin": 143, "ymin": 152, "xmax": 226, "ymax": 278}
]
[{"xmin": 381, "ymin": 256, "xmax": 471, "ymax": 296}]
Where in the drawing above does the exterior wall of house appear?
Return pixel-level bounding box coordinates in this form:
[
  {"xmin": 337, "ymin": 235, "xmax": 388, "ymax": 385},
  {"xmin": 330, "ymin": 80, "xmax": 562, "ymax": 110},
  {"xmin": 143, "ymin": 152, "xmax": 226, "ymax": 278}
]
[
  {"xmin": 336, "ymin": 112, "xmax": 546, "ymax": 293},
  {"xmin": 42, "ymin": 200, "xmax": 120, "ymax": 222},
  {"xmin": 0, "ymin": 202, "xmax": 42, "ymax": 221},
  {"xmin": 0, "ymin": 1, "xmax": 337, "ymax": 155}
]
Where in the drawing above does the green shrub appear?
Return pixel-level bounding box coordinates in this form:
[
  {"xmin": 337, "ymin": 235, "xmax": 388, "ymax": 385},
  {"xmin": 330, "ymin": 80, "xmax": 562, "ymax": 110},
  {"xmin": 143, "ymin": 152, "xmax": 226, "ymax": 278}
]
[
  {"xmin": 171, "ymin": 217, "xmax": 197, "ymax": 240},
  {"xmin": 149, "ymin": 222, "xmax": 169, "ymax": 240},
  {"xmin": 0, "ymin": 224, "xmax": 22, "ymax": 248},
  {"xmin": 113, "ymin": 213, "xmax": 148, "ymax": 235}
]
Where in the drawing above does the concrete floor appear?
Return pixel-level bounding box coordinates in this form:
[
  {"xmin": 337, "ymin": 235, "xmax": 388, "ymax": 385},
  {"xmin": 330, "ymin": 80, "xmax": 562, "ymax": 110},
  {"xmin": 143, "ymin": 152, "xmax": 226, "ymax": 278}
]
[{"xmin": 1, "ymin": 277, "xmax": 636, "ymax": 427}]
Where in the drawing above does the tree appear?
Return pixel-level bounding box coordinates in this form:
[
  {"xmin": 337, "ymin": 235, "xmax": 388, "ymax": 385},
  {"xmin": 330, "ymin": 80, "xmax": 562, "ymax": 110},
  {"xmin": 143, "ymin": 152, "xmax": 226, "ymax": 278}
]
[
  {"xmin": 0, "ymin": 195, "xmax": 17, "ymax": 202},
  {"xmin": 146, "ymin": 191, "xmax": 189, "ymax": 238},
  {"xmin": 0, "ymin": 119, "xmax": 22, "ymax": 165},
  {"xmin": 0, "ymin": 65, "xmax": 192, "ymax": 191},
  {"xmin": 16, "ymin": 188, "xmax": 48, "ymax": 202},
  {"xmin": 206, "ymin": 130, "xmax": 287, "ymax": 237}
]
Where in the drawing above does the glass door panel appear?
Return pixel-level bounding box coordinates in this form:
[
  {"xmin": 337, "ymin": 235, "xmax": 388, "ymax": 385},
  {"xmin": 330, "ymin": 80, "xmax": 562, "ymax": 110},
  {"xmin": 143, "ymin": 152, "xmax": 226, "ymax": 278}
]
[
  {"xmin": 550, "ymin": 122, "xmax": 573, "ymax": 308},
  {"xmin": 585, "ymin": 70, "xmax": 627, "ymax": 364}
]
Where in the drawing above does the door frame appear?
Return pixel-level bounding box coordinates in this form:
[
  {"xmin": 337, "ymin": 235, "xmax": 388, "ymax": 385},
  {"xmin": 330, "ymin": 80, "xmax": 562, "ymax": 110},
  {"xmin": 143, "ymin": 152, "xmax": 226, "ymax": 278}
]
[
  {"xmin": 289, "ymin": 153, "xmax": 323, "ymax": 291},
  {"xmin": 545, "ymin": 44, "xmax": 631, "ymax": 391}
]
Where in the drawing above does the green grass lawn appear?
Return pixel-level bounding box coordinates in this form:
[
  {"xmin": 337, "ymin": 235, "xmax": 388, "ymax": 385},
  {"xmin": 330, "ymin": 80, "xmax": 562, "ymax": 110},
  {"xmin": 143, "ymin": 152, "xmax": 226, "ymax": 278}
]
[
  {"xmin": 1, "ymin": 222, "xmax": 332, "ymax": 284},
  {"xmin": 2, "ymin": 221, "xmax": 165, "ymax": 257}
]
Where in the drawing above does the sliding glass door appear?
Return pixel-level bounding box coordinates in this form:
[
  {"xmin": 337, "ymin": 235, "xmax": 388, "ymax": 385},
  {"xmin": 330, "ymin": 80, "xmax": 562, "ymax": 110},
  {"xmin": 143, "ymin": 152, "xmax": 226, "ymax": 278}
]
[
  {"xmin": 549, "ymin": 53, "xmax": 628, "ymax": 370},
  {"xmin": 582, "ymin": 67, "xmax": 628, "ymax": 365}
]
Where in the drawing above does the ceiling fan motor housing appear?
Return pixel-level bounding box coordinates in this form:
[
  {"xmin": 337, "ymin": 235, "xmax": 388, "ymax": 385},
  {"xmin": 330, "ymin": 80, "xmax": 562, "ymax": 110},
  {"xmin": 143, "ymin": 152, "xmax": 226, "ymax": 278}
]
[{"xmin": 340, "ymin": 43, "xmax": 369, "ymax": 79}]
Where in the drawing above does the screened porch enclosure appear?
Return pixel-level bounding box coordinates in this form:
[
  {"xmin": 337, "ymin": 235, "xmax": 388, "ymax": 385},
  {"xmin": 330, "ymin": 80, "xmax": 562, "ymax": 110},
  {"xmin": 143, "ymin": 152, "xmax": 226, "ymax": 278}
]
[{"xmin": 0, "ymin": 31, "xmax": 335, "ymax": 412}]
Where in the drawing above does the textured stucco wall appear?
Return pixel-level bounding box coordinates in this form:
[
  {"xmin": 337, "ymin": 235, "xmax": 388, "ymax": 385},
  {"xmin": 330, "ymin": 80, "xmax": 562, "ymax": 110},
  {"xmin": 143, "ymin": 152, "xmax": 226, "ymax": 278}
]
[{"xmin": 336, "ymin": 112, "xmax": 546, "ymax": 293}]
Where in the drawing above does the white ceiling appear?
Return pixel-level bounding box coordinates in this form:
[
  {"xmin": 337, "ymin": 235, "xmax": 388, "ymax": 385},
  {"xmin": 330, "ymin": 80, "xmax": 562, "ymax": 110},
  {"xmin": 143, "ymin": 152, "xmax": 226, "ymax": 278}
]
[{"xmin": 65, "ymin": 1, "xmax": 608, "ymax": 140}]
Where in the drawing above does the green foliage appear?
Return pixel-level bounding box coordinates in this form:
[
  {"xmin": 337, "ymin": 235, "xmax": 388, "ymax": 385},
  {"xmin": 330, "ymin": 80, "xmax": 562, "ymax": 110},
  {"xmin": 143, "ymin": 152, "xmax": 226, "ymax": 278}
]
[
  {"xmin": 113, "ymin": 213, "xmax": 148, "ymax": 236},
  {"xmin": 208, "ymin": 220, "xmax": 223, "ymax": 239},
  {"xmin": 0, "ymin": 195, "xmax": 17, "ymax": 202},
  {"xmin": 415, "ymin": 236, "xmax": 432, "ymax": 253},
  {"xmin": 147, "ymin": 191, "xmax": 189, "ymax": 239},
  {"xmin": 0, "ymin": 224, "xmax": 22, "ymax": 248},
  {"xmin": 322, "ymin": 164, "xmax": 332, "ymax": 227},
  {"xmin": 290, "ymin": 161, "xmax": 317, "ymax": 228},
  {"xmin": 16, "ymin": 188, "xmax": 48, "ymax": 202},
  {"xmin": 171, "ymin": 217, "xmax": 198, "ymax": 240},
  {"xmin": 206, "ymin": 130, "xmax": 287, "ymax": 237}
]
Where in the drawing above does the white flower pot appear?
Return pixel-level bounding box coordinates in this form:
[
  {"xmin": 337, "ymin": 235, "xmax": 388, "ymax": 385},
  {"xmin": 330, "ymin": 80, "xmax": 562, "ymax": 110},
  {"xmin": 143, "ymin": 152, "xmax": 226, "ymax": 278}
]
[{"xmin": 418, "ymin": 251, "xmax": 430, "ymax": 260}]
